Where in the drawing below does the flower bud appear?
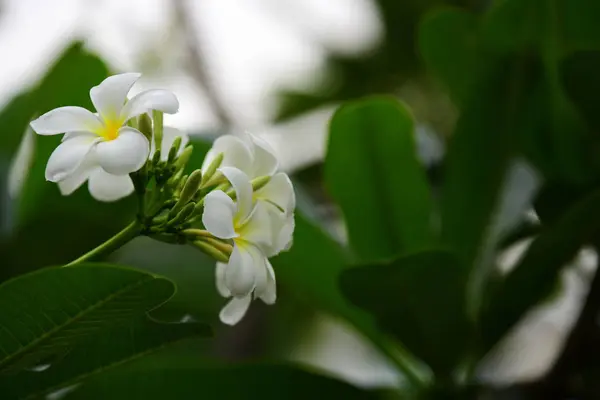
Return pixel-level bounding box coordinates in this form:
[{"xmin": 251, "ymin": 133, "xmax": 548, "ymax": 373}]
[
  {"xmin": 152, "ymin": 110, "xmax": 164, "ymax": 153},
  {"xmin": 169, "ymin": 169, "xmax": 202, "ymax": 217},
  {"xmin": 251, "ymin": 175, "xmax": 271, "ymax": 192},
  {"xmin": 138, "ymin": 113, "xmax": 153, "ymax": 142},
  {"xmin": 167, "ymin": 202, "xmax": 196, "ymax": 227},
  {"xmin": 201, "ymin": 152, "xmax": 224, "ymax": 186},
  {"xmin": 151, "ymin": 149, "xmax": 161, "ymax": 166},
  {"xmin": 174, "ymin": 145, "xmax": 193, "ymax": 170},
  {"xmin": 192, "ymin": 240, "xmax": 230, "ymax": 263},
  {"xmin": 168, "ymin": 137, "xmax": 182, "ymax": 163}
]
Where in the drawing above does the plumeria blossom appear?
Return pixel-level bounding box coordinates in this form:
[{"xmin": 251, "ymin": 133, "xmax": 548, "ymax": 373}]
[
  {"xmin": 202, "ymin": 166, "xmax": 294, "ymax": 325},
  {"xmin": 201, "ymin": 132, "xmax": 295, "ymax": 215},
  {"xmin": 29, "ymin": 73, "xmax": 179, "ymax": 201}
]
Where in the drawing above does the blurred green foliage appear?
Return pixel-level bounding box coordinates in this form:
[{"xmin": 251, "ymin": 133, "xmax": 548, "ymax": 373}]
[{"xmin": 2, "ymin": 0, "xmax": 600, "ymax": 398}]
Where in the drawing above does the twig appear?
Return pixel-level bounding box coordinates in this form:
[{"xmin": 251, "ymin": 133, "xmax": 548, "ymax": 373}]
[{"xmin": 172, "ymin": 0, "xmax": 233, "ymax": 127}]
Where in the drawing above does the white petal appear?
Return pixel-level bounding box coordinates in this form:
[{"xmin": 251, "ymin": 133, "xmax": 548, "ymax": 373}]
[
  {"xmin": 259, "ymin": 260, "xmax": 277, "ymax": 305},
  {"xmin": 219, "ymin": 296, "xmax": 252, "ymax": 326},
  {"xmin": 220, "ymin": 166, "xmax": 253, "ymax": 222},
  {"xmin": 95, "ymin": 127, "xmax": 149, "ymax": 175},
  {"xmin": 45, "ymin": 133, "xmax": 101, "ymax": 182},
  {"xmin": 238, "ymin": 201, "xmax": 274, "ymax": 250},
  {"xmin": 256, "ymin": 173, "xmax": 295, "ymax": 213},
  {"xmin": 202, "ymin": 190, "xmax": 237, "ymax": 239},
  {"xmin": 225, "ymin": 244, "xmax": 257, "ymax": 297},
  {"xmin": 30, "ymin": 107, "xmax": 102, "ymax": 135},
  {"xmin": 120, "ymin": 89, "xmax": 179, "ymax": 122},
  {"xmin": 87, "ymin": 168, "xmax": 134, "ymax": 202},
  {"xmin": 57, "ymin": 155, "xmax": 97, "ymax": 195},
  {"xmin": 215, "ymin": 262, "xmax": 231, "ymax": 297},
  {"xmin": 201, "ymin": 135, "xmax": 254, "ymax": 175},
  {"xmin": 160, "ymin": 127, "xmax": 189, "ymax": 161},
  {"xmin": 90, "ymin": 73, "xmax": 140, "ymax": 121},
  {"xmin": 249, "ymin": 133, "xmax": 278, "ymax": 177},
  {"xmin": 249, "ymin": 249, "xmax": 268, "ymax": 299}
]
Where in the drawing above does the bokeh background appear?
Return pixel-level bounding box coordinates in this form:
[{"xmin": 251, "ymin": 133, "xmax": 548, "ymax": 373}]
[{"xmin": 1, "ymin": 0, "xmax": 600, "ymax": 398}]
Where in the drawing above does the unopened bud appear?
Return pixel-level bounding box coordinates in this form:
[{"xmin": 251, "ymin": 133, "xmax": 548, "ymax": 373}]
[
  {"xmin": 192, "ymin": 240, "xmax": 230, "ymax": 263},
  {"xmin": 152, "ymin": 149, "xmax": 162, "ymax": 166},
  {"xmin": 251, "ymin": 175, "xmax": 271, "ymax": 192},
  {"xmin": 168, "ymin": 137, "xmax": 182, "ymax": 163},
  {"xmin": 152, "ymin": 110, "xmax": 164, "ymax": 153},
  {"xmin": 179, "ymin": 170, "xmax": 202, "ymax": 202},
  {"xmin": 174, "ymin": 145, "xmax": 194, "ymax": 170},
  {"xmin": 138, "ymin": 113, "xmax": 153, "ymax": 142},
  {"xmin": 201, "ymin": 153, "xmax": 224, "ymax": 186},
  {"xmin": 167, "ymin": 202, "xmax": 196, "ymax": 227}
]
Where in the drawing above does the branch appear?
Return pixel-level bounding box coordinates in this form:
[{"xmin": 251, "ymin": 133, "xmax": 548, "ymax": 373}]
[{"xmin": 172, "ymin": 0, "xmax": 234, "ymax": 127}]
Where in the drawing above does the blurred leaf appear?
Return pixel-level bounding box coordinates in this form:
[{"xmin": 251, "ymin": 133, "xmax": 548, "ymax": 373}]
[
  {"xmin": 419, "ymin": 8, "xmax": 484, "ymax": 105},
  {"xmin": 482, "ymin": 0, "xmax": 598, "ymax": 183},
  {"xmin": 561, "ymin": 51, "xmax": 600, "ymax": 134},
  {"xmin": 340, "ymin": 250, "xmax": 469, "ymax": 375},
  {"xmin": 112, "ymin": 237, "xmax": 223, "ymax": 324},
  {"xmin": 0, "ymin": 263, "xmax": 174, "ymax": 373},
  {"xmin": 0, "ymin": 317, "xmax": 210, "ymax": 400},
  {"xmin": 440, "ymin": 58, "xmax": 538, "ymax": 268},
  {"xmin": 482, "ymin": 189, "xmax": 600, "ymax": 350},
  {"xmin": 274, "ymin": 0, "xmax": 466, "ymax": 122},
  {"xmin": 325, "ymin": 97, "xmax": 434, "ymax": 261},
  {"xmin": 66, "ymin": 361, "xmax": 376, "ymax": 400}
]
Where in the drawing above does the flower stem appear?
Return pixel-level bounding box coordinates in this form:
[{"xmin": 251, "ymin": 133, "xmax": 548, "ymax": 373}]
[{"xmin": 64, "ymin": 221, "xmax": 141, "ymax": 267}]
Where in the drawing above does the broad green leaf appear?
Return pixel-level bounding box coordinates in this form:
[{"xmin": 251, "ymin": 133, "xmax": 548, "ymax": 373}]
[
  {"xmin": 325, "ymin": 97, "xmax": 434, "ymax": 262},
  {"xmin": 340, "ymin": 250, "xmax": 469, "ymax": 376},
  {"xmin": 0, "ymin": 317, "xmax": 210, "ymax": 400},
  {"xmin": 66, "ymin": 362, "xmax": 376, "ymax": 400},
  {"xmin": 482, "ymin": 189, "xmax": 600, "ymax": 350},
  {"xmin": 0, "ymin": 264, "xmax": 175, "ymax": 373}
]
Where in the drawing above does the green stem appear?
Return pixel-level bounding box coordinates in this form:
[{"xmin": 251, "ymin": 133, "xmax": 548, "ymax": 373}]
[{"xmin": 64, "ymin": 221, "xmax": 141, "ymax": 267}]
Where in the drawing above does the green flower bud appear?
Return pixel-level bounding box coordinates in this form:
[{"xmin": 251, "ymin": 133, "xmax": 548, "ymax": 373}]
[
  {"xmin": 174, "ymin": 145, "xmax": 194, "ymax": 170},
  {"xmin": 152, "ymin": 110, "xmax": 164, "ymax": 153},
  {"xmin": 138, "ymin": 113, "xmax": 153, "ymax": 142},
  {"xmin": 201, "ymin": 152, "xmax": 224, "ymax": 186},
  {"xmin": 168, "ymin": 137, "xmax": 182, "ymax": 163},
  {"xmin": 169, "ymin": 169, "xmax": 202, "ymax": 217},
  {"xmin": 192, "ymin": 240, "xmax": 229, "ymax": 263},
  {"xmin": 167, "ymin": 202, "xmax": 196, "ymax": 227},
  {"xmin": 151, "ymin": 149, "xmax": 162, "ymax": 166},
  {"xmin": 251, "ymin": 175, "xmax": 271, "ymax": 191}
]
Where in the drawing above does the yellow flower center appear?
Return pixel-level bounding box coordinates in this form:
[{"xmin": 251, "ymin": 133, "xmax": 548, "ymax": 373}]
[{"xmin": 97, "ymin": 118, "xmax": 123, "ymax": 141}]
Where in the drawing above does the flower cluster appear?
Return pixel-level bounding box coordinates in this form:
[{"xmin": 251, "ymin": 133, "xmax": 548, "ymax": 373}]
[
  {"xmin": 29, "ymin": 73, "xmax": 295, "ymax": 325},
  {"xmin": 201, "ymin": 134, "xmax": 295, "ymax": 325}
]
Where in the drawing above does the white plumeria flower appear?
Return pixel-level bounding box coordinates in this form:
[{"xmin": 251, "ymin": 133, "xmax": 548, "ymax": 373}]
[
  {"xmin": 29, "ymin": 73, "xmax": 179, "ymax": 202},
  {"xmin": 201, "ymin": 132, "xmax": 295, "ymax": 215},
  {"xmin": 202, "ymin": 166, "xmax": 292, "ymax": 325}
]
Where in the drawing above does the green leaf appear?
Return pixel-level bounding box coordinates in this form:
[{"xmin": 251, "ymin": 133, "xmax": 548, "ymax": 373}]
[
  {"xmin": 482, "ymin": 188, "xmax": 600, "ymax": 350},
  {"xmin": 0, "ymin": 263, "xmax": 175, "ymax": 373},
  {"xmin": 340, "ymin": 250, "xmax": 469, "ymax": 376},
  {"xmin": 0, "ymin": 317, "xmax": 210, "ymax": 400},
  {"xmin": 418, "ymin": 8, "xmax": 484, "ymax": 105},
  {"xmin": 325, "ymin": 96, "xmax": 434, "ymax": 262},
  {"xmin": 440, "ymin": 58, "xmax": 537, "ymax": 268},
  {"xmin": 561, "ymin": 51, "xmax": 600, "ymax": 134},
  {"xmin": 273, "ymin": 213, "xmax": 426, "ymax": 384},
  {"xmin": 65, "ymin": 362, "xmax": 376, "ymax": 400}
]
